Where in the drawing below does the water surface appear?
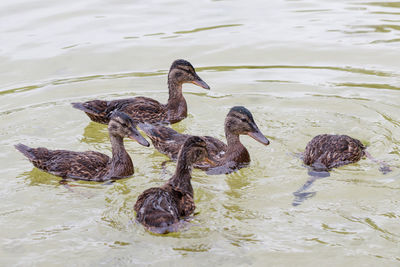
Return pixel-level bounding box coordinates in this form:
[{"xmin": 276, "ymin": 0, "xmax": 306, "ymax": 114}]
[{"xmin": 1, "ymin": 0, "xmax": 400, "ymax": 265}]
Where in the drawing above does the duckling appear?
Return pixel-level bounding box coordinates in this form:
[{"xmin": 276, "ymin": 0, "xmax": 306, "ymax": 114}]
[
  {"xmin": 292, "ymin": 134, "xmax": 392, "ymax": 206},
  {"xmin": 15, "ymin": 111, "xmax": 150, "ymax": 182},
  {"xmin": 72, "ymin": 59, "xmax": 210, "ymax": 125},
  {"xmin": 134, "ymin": 136, "xmax": 210, "ymax": 234},
  {"xmin": 140, "ymin": 106, "xmax": 270, "ymax": 175},
  {"xmin": 303, "ymin": 134, "xmax": 392, "ymax": 175}
]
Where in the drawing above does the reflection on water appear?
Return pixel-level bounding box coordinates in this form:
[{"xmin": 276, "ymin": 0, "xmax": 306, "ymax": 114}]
[
  {"xmin": 199, "ymin": 65, "xmax": 395, "ymax": 77},
  {"xmin": 361, "ymin": 2, "xmax": 400, "ymax": 9},
  {"xmin": 334, "ymin": 82, "xmax": 400, "ymax": 90},
  {"xmin": 80, "ymin": 121, "xmax": 108, "ymax": 144},
  {"xmin": 340, "ymin": 214, "xmax": 400, "ymax": 243},
  {"xmin": 174, "ymin": 24, "xmax": 243, "ymax": 34},
  {"xmin": 173, "ymin": 243, "xmax": 211, "ymax": 253},
  {"xmin": 0, "ymin": 70, "xmax": 167, "ymax": 96},
  {"xmin": 20, "ymin": 169, "xmax": 62, "ymax": 187},
  {"xmin": 1, "ymin": 63, "xmax": 397, "ymax": 100}
]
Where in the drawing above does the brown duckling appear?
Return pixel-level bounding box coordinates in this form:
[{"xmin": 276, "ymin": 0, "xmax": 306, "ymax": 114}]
[
  {"xmin": 15, "ymin": 111, "xmax": 150, "ymax": 182},
  {"xmin": 134, "ymin": 136, "xmax": 210, "ymax": 234},
  {"xmin": 72, "ymin": 59, "xmax": 210, "ymax": 125},
  {"xmin": 292, "ymin": 134, "xmax": 391, "ymax": 206},
  {"xmin": 140, "ymin": 106, "xmax": 270, "ymax": 175},
  {"xmin": 302, "ymin": 134, "xmax": 392, "ymax": 176}
]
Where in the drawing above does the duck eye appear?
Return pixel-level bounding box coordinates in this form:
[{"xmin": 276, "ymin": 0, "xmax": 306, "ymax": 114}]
[{"xmin": 241, "ymin": 118, "xmax": 247, "ymax": 122}]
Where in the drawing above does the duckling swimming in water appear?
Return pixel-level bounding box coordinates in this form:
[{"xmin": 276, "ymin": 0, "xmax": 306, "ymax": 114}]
[
  {"xmin": 303, "ymin": 134, "xmax": 366, "ymax": 176},
  {"xmin": 72, "ymin": 59, "xmax": 210, "ymax": 125},
  {"xmin": 134, "ymin": 136, "xmax": 210, "ymax": 234},
  {"xmin": 15, "ymin": 111, "xmax": 149, "ymax": 182},
  {"xmin": 303, "ymin": 134, "xmax": 391, "ymax": 176},
  {"xmin": 140, "ymin": 106, "xmax": 270, "ymax": 175},
  {"xmin": 292, "ymin": 134, "xmax": 392, "ymax": 206}
]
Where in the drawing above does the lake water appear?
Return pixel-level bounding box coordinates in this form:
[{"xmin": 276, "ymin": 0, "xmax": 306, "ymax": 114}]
[{"xmin": 1, "ymin": 0, "xmax": 400, "ymax": 265}]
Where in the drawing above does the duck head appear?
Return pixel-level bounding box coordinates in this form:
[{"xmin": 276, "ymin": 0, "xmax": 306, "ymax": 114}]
[
  {"xmin": 108, "ymin": 111, "xmax": 150, "ymax": 147},
  {"xmin": 178, "ymin": 136, "xmax": 212, "ymax": 165},
  {"xmin": 225, "ymin": 106, "xmax": 270, "ymax": 145},
  {"xmin": 168, "ymin": 59, "xmax": 210, "ymax": 90}
]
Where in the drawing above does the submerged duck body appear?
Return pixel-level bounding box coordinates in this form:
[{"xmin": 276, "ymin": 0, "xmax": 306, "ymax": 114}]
[
  {"xmin": 140, "ymin": 106, "xmax": 270, "ymax": 174},
  {"xmin": 303, "ymin": 134, "xmax": 365, "ymax": 172},
  {"xmin": 15, "ymin": 112, "xmax": 149, "ymax": 182},
  {"xmin": 72, "ymin": 59, "xmax": 210, "ymax": 125},
  {"xmin": 134, "ymin": 136, "xmax": 209, "ymax": 234},
  {"xmin": 292, "ymin": 134, "xmax": 391, "ymax": 205}
]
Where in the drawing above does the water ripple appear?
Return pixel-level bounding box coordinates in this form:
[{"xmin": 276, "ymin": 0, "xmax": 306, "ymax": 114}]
[
  {"xmin": 361, "ymin": 2, "xmax": 400, "ymax": 8},
  {"xmin": 198, "ymin": 65, "xmax": 396, "ymax": 77},
  {"xmin": 0, "ymin": 71, "xmax": 166, "ymax": 96},
  {"xmin": 2, "ymin": 64, "xmax": 396, "ymax": 98},
  {"xmin": 334, "ymin": 83, "xmax": 400, "ymax": 91},
  {"xmin": 174, "ymin": 24, "xmax": 242, "ymax": 34}
]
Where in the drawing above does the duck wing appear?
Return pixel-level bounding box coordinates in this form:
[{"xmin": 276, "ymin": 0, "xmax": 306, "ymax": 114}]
[
  {"xmin": 304, "ymin": 134, "xmax": 365, "ymax": 169},
  {"xmin": 72, "ymin": 97, "xmax": 166, "ymax": 124},
  {"xmin": 139, "ymin": 124, "xmax": 189, "ymax": 160},
  {"xmin": 171, "ymin": 187, "xmax": 195, "ymax": 217},
  {"xmin": 140, "ymin": 124, "xmax": 228, "ymax": 168},
  {"xmin": 15, "ymin": 144, "xmax": 110, "ymax": 180},
  {"xmin": 111, "ymin": 97, "xmax": 167, "ymax": 124},
  {"xmin": 201, "ymin": 136, "xmax": 227, "ymax": 159},
  {"xmin": 134, "ymin": 187, "xmax": 180, "ymax": 233}
]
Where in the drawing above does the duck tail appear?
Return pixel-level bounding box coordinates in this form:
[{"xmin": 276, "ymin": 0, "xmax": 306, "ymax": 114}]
[
  {"xmin": 15, "ymin": 143, "xmax": 36, "ymax": 160},
  {"xmin": 71, "ymin": 100, "xmax": 107, "ymax": 115},
  {"xmin": 71, "ymin": 100, "xmax": 111, "ymax": 124},
  {"xmin": 71, "ymin": 102, "xmax": 89, "ymax": 112}
]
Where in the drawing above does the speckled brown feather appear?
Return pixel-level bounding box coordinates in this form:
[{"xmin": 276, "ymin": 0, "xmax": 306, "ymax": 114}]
[
  {"xmin": 113, "ymin": 97, "xmax": 168, "ymax": 124},
  {"xmin": 15, "ymin": 112, "xmax": 148, "ymax": 181},
  {"xmin": 71, "ymin": 100, "xmax": 110, "ymax": 124},
  {"xmin": 134, "ymin": 136, "xmax": 206, "ymax": 234},
  {"xmin": 72, "ymin": 59, "xmax": 209, "ymax": 125},
  {"xmin": 139, "ymin": 106, "xmax": 269, "ymax": 175},
  {"xmin": 303, "ymin": 134, "xmax": 366, "ymax": 171},
  {"xmin": 133, "ymin": 185, "xmax": 195, "ymax": 233},
  {"xmin": 140, "ymin": 124, "xmax": 231, "ymax": 169},
  {"xmin": 15, "ymin": 145, "xmax": 113, "ymax": 180}
]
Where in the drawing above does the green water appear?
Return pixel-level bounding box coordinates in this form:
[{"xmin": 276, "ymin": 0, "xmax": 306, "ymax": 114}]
[{"xmin": 1, "ymin": 0, "xmax": 400, "ymax": 265}]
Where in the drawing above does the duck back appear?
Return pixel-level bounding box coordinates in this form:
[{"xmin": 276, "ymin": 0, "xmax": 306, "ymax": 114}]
[{"xmin": 303, "ymin": 134, "xmax": 365, "ymax": 170}]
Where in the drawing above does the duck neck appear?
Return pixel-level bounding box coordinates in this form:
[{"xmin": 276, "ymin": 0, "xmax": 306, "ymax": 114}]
[
  {"xmin": 225, "ymin": 129, "xmax": 250, "ymax": 163},
  {"xmin": 108, "ymin": 134, "xmax": 133, "ymax": 178},
  {"xmin": 166, "ymin": 79, "xmax": 187, "ymax": 122},
  {"xmin": 168, "ymin": 154, "xmax": 193, "ymax": 196}
]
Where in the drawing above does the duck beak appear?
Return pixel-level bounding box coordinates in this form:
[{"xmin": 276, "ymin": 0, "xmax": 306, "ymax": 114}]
[
  {"xmin": 192, "ymin": 75, "xmax": 210, "ymax": 90},
  {"xmin": 248, "ymin": 125, "xmax": 270, "ymax": 146},
  {"xmin": 203, "ymin": 157, "xmax": 217, "ymax": 166},
  {"xmin": 129, "ymin": 127, "xmax": 150, "ymax": 147}
]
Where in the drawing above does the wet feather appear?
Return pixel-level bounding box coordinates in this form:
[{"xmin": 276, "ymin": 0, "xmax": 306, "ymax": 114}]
[
  {"xmin": 134, "ymin": 136, "xmax": 207, "ymax": 234},
  {"xmin": 303, "ymin": 134, "xmax": 365, "ymax": 171},
  {"xmin": 140, "ymin": 106, "xmax": 270, "ymax": 175},
  {"xmin": 15, "ymin": 111, "xmax": 149, "ymax": 181},
  {"xmin": 72, "ymin": 60, "xmax": 210, "ymax": 125}
]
